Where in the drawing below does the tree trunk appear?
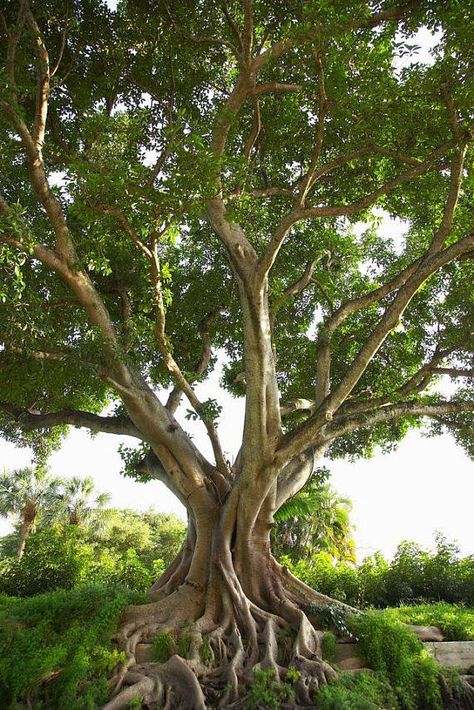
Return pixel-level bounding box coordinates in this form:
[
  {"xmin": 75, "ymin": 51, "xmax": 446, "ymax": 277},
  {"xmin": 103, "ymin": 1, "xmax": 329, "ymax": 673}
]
[
  {"xmin": 17, "ymin": 512, "xmax": 35, "ymax": 560},
  {"xmin": 103, "ymin": 462, "xmax": 355, "ymax": 710}
]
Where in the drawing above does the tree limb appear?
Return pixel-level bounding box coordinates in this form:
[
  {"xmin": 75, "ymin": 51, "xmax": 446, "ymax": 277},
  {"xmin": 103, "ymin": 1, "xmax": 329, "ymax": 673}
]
[
  {"xmin": 257, "ymin": 139, "xmax": 456, "ymax": 281},
  {"xmin": 324, "ymin": 399, "xmax": 474, "ymax": 442},
  {"xmin": 0, "ymin": 402, "xmax": 142, "ymax": 438},
  {"xmin": 276, "ymin": 233, "xmax": 474, "ymax": 466}
]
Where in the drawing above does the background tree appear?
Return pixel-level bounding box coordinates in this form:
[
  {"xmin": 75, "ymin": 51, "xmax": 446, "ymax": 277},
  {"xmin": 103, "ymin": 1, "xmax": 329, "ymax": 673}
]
[
  {"xmin": 0, "ymin": 0, "xmax": 473, "ymax": 706},
  {"xmin": 56, "ymin": 475, "xmax": 111, "ymax": 527},
  {"xmin": 0, "ymin": 467, "xmax": 62, "ymax": 558},
  {"xmin": 88, "ymin": 508, "xmax": 186, "ymax": 567},
  {"xmin": 272, "ymin": 470, "xmax": 355, "ymax": 563}
]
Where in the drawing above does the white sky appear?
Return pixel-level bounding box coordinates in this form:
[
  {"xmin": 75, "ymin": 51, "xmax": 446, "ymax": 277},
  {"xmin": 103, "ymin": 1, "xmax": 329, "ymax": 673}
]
[{"xmin": 1, "ymin": 16, "xmax": 471, "ymax": 563}]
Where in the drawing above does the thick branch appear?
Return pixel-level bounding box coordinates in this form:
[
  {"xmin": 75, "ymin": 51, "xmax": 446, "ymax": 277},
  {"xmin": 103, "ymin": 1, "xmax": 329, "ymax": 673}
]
[
  {"xmin": 166, "ymin": 311, "xmax": 216, "ymax": 414},
  {"xmin": 147, "ymin": 235, "xmax": 229, "ymax": 475},
  {"xmin": 0, "ymin": 402, "xmax": 142, "ymax": 438},
  {"xmin": 1, "ymin": 343, "xmax": 69, "ymax": 361},
  {"xmin": 242, "ymin": 0, "xmax": 254, "ymax": 60},
  {"xmin": 24, "ymin": 3, "xmax": 50, "ymax": 153},
  {"xmin": 280, "ymin": 399, "xmax": 316, "ymax": 417},
  {"xmin": 324, "ymin": 234, "xmax": 474, "ymax": 415},
  {"xmin": 277, "ymin": 233, "xmax": 474, "ymax": 466},
  {"xmin": 325, "ymin": 400, "xmax": 474, "ymax": 441},
  {"xmin": 433, "ymin": 368, "xmax": 474, "ymax": 378},
  {"xmin": 251, "ymin": 82, "xmax": 301, "ymax": 96},
  {"xmin": 296, "ymin": 49, "xmax": 327, "ymax": 207}
]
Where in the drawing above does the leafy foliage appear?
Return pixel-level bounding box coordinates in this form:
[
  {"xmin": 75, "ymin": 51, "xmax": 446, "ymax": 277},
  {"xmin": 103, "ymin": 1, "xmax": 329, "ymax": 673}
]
[
  {"xmin": 0, "ymin": 585, "xmax": 144, "ymax": 709},
  {"xmin": 384, "ymin": 603, "xmax": 474, "ymax": 642},
  {"xmin": 0, "ymin": 467, "xmax": 63, "ymax": 556},
  {"xmin": 152, "ymin": 633, "xmax": 175, "ymax": 663},
  {"xmin": 273, "ymin": 469, "xmax": 356, "ymax": 562},
  {"xmin": 316, "ymin": 670, "xmax": 398, "ymax": 710},
  {"xmin": 0, "ymin": 0, "xmax": 472, "ymax": 467},
  {"xmin": 0, "ymin": 508, "xmax": 185, "ymax": 597},
  {"xmin": 54, "ymin": 475, "xmax": 111, "ymax": 527},
  {"xmin": 245, "ymin": 668, "xmax": 296, "ymax": 710},
  {"xmin": 350, "ymin": 611, "xmax": 443, "ymax": 709},
  {"xmin": 0, "ymin": 526, "xmax": 97, "ymax": 596},
  {"xmin": 321, "ymin": 631, "xmax": 337, "ymax": 663},
  {"xmin": 281, "ymin": 533, "xmax": 474, "ymax": 608}
]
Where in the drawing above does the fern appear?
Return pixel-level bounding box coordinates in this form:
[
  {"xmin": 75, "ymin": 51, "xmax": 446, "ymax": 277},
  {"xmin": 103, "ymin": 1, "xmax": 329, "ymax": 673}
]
[{"xmin": 274, "ymin": 495, "xmax": 313, "ymax": 523}]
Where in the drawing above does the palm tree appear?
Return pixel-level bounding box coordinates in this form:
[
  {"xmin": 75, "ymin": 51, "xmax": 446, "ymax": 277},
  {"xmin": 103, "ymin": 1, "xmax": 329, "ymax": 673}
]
[
  {"xmin": 0, "ymin": 467, "xmax": 63, "ymax": 559},
  {"xmin": 272, "ymin": 476, "xmax": 356, "ymax": 563},
  {"xmin": 57, "ymin": 476, "xmax": 111, "ymax": 528}
]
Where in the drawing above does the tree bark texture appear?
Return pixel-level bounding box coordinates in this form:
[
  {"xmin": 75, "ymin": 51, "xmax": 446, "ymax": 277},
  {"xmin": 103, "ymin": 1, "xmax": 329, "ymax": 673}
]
[{"xmin": 104, "ymin": 444, "xmax": 351, "ymax": 709}]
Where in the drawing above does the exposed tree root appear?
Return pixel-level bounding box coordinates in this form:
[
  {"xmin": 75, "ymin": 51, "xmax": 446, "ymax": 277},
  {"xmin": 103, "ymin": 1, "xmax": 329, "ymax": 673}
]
[{"xmin": 103, "ymin": 568, "xmax": 339, "ymax": 709}]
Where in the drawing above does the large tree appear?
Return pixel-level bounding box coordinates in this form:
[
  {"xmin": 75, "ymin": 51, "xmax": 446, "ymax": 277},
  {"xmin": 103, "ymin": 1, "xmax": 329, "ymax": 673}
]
[{"xmin": 0, "ymin": 0, "xmax": 473, "ymax": 706}]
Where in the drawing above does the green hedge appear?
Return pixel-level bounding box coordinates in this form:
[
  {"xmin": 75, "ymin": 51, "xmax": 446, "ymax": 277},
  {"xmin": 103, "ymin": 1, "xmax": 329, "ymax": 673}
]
[
  {"xmin": 281, "ymin": 534, "xmax": 474, "ymax": 608},
  {"xmin": 0, "ymin": 585, "xmax": 144, "ymax": 709},
  {"xmin": 0, "ymin": 526, "xmax": 163, "ymax": 596}
]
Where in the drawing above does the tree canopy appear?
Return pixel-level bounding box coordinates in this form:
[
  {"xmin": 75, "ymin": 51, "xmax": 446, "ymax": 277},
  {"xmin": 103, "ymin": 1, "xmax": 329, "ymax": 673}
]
[
  {"xmin": 0, "ymin": 0, "xmax": 472, "ymax": 470},
  {"xmin": 0, "ymin": 1, "xmax": 473, "ymax": 705},
  {"xmin": 0, "ymin": 466, "xmax": 62, "ymax": 557}
]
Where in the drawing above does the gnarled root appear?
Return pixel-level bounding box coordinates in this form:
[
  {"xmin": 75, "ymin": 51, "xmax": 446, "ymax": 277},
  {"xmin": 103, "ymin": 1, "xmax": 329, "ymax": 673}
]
[
  {"xmin": 103, "ymin": 656, "xmax": 206, "ymax": 710},
  {"xmin": 103, "ymin": 574, "xmax": 339, "ymax": 709}
]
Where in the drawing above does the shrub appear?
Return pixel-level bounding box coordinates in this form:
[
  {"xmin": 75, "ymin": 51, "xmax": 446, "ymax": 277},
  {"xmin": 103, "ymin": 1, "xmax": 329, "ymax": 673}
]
[
  {"xmin": 321, "ymin": 632, "xmax": 337, "ymax": 663},
  {"xmin": 350, "ymin": 611, "xmax": 443, "ymax": 709},
  {"xmin": 152, "ymin": 633, "xmax": 174, "ymax": 663},
  {"xmin": 245, "ymin": 669, "xmax": 295, "ymax": 710},
  {"xmin": 316, "ymin": 670, "xmax": 398, "ymax": 709},
  {"xmin": 385, "ymin": 603, "xmax": 474, "ymax": 641},
  {"xmin": 199, "ymin": 635, "xmax": 213, "ymax": 666},
  {"xmin": 0, "ymin": 526, "xmax": 95, "ymax": 596},
  {"xmin": 111, "ymin": 549, "xmax": 153, "ymax": 592},
  {"xmin": 280, "ymin": 533, "xmax": 474, "ymax": 608},
  {"xmin": 0, "ymin": 585, "xmax": 144, "ymax": 708},
  {"xmin": 0, "ymin": 527, "xmax": 161, "ymax": 596}
]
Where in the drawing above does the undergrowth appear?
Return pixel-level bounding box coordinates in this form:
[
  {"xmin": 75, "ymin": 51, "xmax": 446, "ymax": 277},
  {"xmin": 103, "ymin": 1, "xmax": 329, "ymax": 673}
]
[
  {"xmin": 321, "ymin": 631, "xmax": 337, "ymax": 663},
  {"xmin": 349, "ymin": 611, "xmax": 444, "ymax": 709},
  {"xmin": 386, "ymin": 602, "xmax": 474, "ymax": 641},
  {"xmin": 151, "ymin": 625, "xmax": 193, "ymax": 663},
  {"xmin": 0, "ymin": 585, "xmax": 144, "ymax": 709},
  {"xmin": 315, "ymin": 607, "xmax": 472, "ymax": 709},
  {"xmin": 316, "ymin": 670, "xmax": 398, "ymax": 709},
  {"xmin": 245, "ymin": 668, "xmax": 299, "ymax": 709}
]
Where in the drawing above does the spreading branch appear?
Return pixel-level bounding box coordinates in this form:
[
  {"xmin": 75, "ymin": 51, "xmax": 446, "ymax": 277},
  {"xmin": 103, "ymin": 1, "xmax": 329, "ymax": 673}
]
[
  {"xmin": 325, "ymin": 400, "xmax": 474, "ymax": 442},
  {"xmin": 0, "ymin": 402, "xmax": 142, "ymax": 438},
  {"xmin": 277, "ymin": 232, "xmax": 474, "ymax": 467},
  {"xmin": 257, "ymin": 139, "xmax": 456, "ymax": 281}
]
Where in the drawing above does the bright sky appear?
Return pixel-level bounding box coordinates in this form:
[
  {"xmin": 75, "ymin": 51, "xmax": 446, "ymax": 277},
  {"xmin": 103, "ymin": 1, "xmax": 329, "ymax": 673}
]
[{"xmin": 1, "ymin": 14, "xmax": 472, "ymax": 562}]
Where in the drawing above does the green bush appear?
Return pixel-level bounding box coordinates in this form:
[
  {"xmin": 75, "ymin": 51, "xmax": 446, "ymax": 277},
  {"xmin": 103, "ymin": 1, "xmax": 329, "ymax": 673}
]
[
  {"xmin": 383, "ymin": 603, "xmax": 474, "ymax": 641},
  {"xmin": 0, "ymin": 527, "xmax": 95, "ymax": 596},
  {"xmin": 152, "ymin": 633, "xmax": 174, "ymax": 663},
  {"xmin": 111, "ymin": 549, "xmax": 153, "ymax": 592},
  {"xmin": 0, "ymin": 585, "xmax": 144, "ymax": 708},
  {"xmin": 0, "ymin": 526, "xmax": 162, "ymax": 596},
  {"xmin": 321, "ymin": 632, "xmax": 337, "ymax": 663},
  {"xmin": 350, "ymin": 611, "xmax": 443, "ymax": 709},
  {"xmin": 245, "ymin": 669, "xmax": 296, "ymax": 710},
  {"xmin": 280, "ymin": 533, "xmax": 474, "ymax": 608},
  {"xmin": 316, "ymin": 670, "xmax": 398, "ymax": 709}
]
